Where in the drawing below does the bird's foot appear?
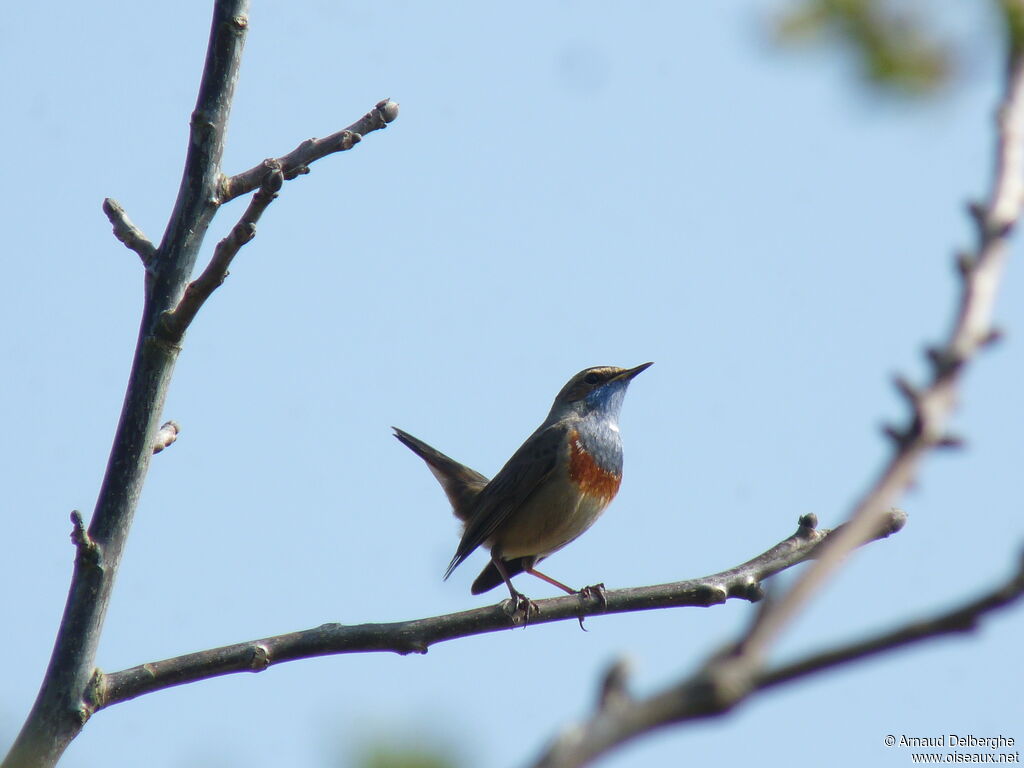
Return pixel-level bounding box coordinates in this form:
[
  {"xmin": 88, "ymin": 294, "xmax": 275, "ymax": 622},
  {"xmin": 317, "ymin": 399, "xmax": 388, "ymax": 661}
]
[
  {"xmin": 502, "ymin": 591, "xmax": 540, "ymax": 625},
  {"xmin": 573, "ymin": 583, "xmax": 607, "ymax": 630},
  {"xmin": 578, "ymin": 582, "xmax": 608, "ymax": 610}
]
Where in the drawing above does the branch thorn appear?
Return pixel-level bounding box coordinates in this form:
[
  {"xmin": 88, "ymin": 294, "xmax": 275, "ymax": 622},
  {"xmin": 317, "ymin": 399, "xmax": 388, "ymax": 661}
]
[
  {"xmin": 925, "ymin": 345, "xmax": 961, "ymax": 377},
  {"xmin": 934, "ymin": 434, "xmax": 965, "ymax": 450},
  {"xmin": 892, "ymin": 374, "xmax": 921, "ymax": 405},
  {"xmin": 982, "ymin": 327, "xmax": 1005, "ymax": 347},
  {"xmin": 967, "ymin": 200, "xmax": 987, "ymax": 228},
  {"xmin": 882, "ymin": 423, "xmax": 909, "ymax": 447},
  {"xmin": 955, "ymin": 250, "xmax": 977, "ymax": 277}
]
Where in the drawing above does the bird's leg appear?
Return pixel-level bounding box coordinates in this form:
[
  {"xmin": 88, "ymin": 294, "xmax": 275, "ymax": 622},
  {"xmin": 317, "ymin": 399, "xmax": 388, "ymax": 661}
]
[
  {"xmin": 526, "ymin": 567, "xmax": 607, "ymax": 629},
  {"xmin": 524, "ymin": 566, "xmax": 577, "ymax": 595},
  {"xmin": 493, "ymin": 556, "xmax": 538, "ymax": 623},
  {"xmin": 526, "ymin": 566, "xmax": 607, "ymax": 607}
]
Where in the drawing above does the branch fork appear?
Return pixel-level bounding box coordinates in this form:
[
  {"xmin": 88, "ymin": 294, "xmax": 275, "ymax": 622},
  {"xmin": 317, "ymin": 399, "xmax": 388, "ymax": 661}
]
[
  {"xmin": 104, "ymin": 98, "xmax": 399, "ymax": 345},
  {"xmin": 158, "ymin": 162, "xmax": 283, "ymax": 342},
  {"xmin": 4, "ymin": 4, "xmax": 400, "ymax": 763}
]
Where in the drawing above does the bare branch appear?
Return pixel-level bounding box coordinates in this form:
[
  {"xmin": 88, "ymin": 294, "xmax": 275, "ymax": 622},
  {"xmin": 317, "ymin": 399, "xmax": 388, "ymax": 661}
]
[
  {"xmin": 219, "ymin": 98, "xmax": 400, "ymax": 203},
  {"xmin": 102, "ymin": 198, "xmax": 157, "ymax": 267},
  {"xmin": 5, "ymin": 13, "xmax": 401, "ymax": 764},
  {"xmin": 157, "ymin": 99, "xmax": 403, "ymax": 343},
  {"xmin": 86, "ymin": 511, "xmax": 903, "ymax": 711},
  {"xmin": 159, "ymin": 164, "xmax": 283, "ymax": 341},
  {"xmin": 1, "ymin": 4, "xmax": 251, "ymax": 766},
  {"xmin": 757, "ymin": 550, "xmax": 1024, "ymax": 690},
  {"xmin": 596, "ymin": 657, "xmax": 633, "ymax": 713},
  {"xmin": 529, "ymin": 552, "xmax": 1024, "ymax": 768},
  {"xmin": 723, "ymin": 5, "xmax": 1024, "ymax": 669},
  {"xmin": 152, "ymin": 421, "xmax": 180, "ymax": 454},
  {"xmin": 525, "ymin": 13, "xmax": 1024, "ymax": 768}
]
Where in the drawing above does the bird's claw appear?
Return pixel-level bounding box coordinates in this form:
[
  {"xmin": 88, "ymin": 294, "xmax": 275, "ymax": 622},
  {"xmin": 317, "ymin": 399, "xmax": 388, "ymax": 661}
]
[
  {"xmin": 574, "ymin": 583, "xmax": 607, "ymax": 630},
  {"xmin": 579, "ymin": 583, "xmax": 608, "ymax": 610},
  {"xmin": 503, "ymin": 592, "xmax": 540, "ymax": 625}
]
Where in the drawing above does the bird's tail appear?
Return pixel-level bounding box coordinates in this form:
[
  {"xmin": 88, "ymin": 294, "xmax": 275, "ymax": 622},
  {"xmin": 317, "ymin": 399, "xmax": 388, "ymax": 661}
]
[
  {"xmin": 471, "ymin": 561, "xmax": 536, "ymax": 593},
  {"xmin": 392, "ymin": 427, "xmax": 489, "ymax": 521},
  {"xmin": 470, "ymin": 557, "xmax": 530, "ymax": 594}
]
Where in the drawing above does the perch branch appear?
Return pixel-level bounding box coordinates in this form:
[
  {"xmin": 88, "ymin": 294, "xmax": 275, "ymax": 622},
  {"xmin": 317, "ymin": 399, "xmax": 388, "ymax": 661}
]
[
  {"xmin": 219, "ymin": 98, "xmax": 399, "ymax": 203},
  {"xmin": 90, "ymin": 511, "xmax": 904, "ymax": 710}
]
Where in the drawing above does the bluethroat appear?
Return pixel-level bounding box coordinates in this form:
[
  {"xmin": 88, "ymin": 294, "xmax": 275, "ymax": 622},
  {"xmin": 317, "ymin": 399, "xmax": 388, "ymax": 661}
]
[{"xmin": 394, "ymin": 363, "xmax": 651, "ymax": 610}]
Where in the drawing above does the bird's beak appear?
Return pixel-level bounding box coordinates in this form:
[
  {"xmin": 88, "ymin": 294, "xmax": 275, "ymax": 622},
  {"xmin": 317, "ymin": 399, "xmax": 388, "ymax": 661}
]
[{"xmin": 616, "ymin": 361, "xmax": 653, "ymax": 381}]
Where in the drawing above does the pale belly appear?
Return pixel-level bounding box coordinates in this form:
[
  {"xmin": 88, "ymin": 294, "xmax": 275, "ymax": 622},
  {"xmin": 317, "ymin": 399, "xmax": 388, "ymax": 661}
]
[{"xmin": 489, "ymin": 476, "xmax": 610, "ymax": 559}]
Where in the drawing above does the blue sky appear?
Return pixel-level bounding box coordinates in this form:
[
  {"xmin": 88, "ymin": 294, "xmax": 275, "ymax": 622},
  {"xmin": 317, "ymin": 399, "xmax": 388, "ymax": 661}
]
[{"xmin": 2, "ymin": 2, "xmax": 1022, "ymax": 767}]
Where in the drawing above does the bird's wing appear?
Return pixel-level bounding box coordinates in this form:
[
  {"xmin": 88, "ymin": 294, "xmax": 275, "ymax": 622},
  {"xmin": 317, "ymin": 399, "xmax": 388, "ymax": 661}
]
[{"xmin": 444, "ymin": 422, "xmax": 568, "ymax": 579}]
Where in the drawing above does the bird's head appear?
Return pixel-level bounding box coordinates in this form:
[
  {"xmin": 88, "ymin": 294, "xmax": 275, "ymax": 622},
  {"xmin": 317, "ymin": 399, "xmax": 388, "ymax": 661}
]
[{"xmin": 547, "ymin": 362, "xmax": 652, "ymax": 421}]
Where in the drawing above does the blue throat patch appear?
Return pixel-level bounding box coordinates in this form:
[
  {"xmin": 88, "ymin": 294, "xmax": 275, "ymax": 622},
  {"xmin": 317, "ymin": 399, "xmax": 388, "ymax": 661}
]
[{"xmin": 576, "ymin": 380, "xmax": 628, "ymax": 473}]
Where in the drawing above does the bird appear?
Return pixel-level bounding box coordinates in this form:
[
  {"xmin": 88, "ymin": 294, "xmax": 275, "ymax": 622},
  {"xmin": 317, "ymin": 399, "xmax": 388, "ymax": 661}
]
[{"xmin": 393, "ymin": 363, "xmax": 651, "ymax": 613}]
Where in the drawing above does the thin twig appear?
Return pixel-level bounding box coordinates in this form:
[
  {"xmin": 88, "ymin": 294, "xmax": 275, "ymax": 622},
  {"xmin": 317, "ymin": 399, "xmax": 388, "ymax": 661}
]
[
  {"xmin": 526, "ymin": 12, "xmax": 1024, "ymax": 768},
  {"xmin": 725, "ymin": 1, "xmax": 1024, "ymax": 669},
  {"xmin": 160, "ymin": 164, "xmax": 283, "ymax": 341},
  {"xmin": 219, "ymin": 98, "xmax": 399, "ymax": 203},
  {"xmin": 102, "ymin": 198, "xmax": 157, "ymax": 267},
  {"xmin": 757, "ymin": 550, "xmax": 1024, "ymax": 690},
  {"xmin": 69, "ymin": 511, "xmax": 100, "ymax": 571},
  {"xmin": 529, "ymin": 551, "xmax": 1024, "ymax": 768},
  {"xmin": 89, "ymin": 511, "xmax": 903, "ymax": 711}
]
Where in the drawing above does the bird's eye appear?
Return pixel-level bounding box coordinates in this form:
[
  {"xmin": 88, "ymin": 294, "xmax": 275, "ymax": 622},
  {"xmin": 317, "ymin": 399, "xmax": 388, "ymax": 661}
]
[{"xmin": 583, "ymin": 373, "xmax": 601, "ymax": 385}]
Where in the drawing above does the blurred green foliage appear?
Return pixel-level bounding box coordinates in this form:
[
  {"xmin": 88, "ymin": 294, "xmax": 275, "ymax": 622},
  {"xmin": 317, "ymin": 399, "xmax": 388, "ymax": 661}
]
[
  {"xmin": 354, "ymin": 747, "xmax": 458, "ymax": 768},
  {"xmin": 775, "ymin": 0, "xmax": 953, "ymax": 94},
  {"xmin": 999, "ymin": 0, "xmax": 1024, "ymax": 57}
]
